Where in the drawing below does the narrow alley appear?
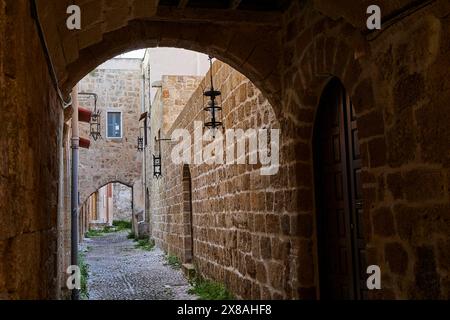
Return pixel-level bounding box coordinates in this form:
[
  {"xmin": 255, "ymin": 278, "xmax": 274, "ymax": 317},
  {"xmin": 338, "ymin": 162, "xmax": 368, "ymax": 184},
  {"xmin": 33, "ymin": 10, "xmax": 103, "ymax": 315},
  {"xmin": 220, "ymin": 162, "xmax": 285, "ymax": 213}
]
[
  {"xmin": 81, "ymin": 231, "xmax": 196, "ymax": 300},
  {"xmin": 1, "ymin": 0, "xmax": 450, "ymax": 303}
]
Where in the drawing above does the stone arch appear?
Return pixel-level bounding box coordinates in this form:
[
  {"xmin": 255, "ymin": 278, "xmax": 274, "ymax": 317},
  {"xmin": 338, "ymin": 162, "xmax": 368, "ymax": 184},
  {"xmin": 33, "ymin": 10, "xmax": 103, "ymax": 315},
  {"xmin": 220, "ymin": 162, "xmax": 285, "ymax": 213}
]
[
  {"xmin": 312, "ymin": 76, "xmax": 368, "ymax": 299},
  {"xmin": 59, "ymin": 20, "xmax": 282, "ymax": 112},
  {"xmin": 81, "ymin": 179, "xmax": 135, "ymax": 207},
  {"xmin": 279, "ymin": 11, "xmax": 380, "ymax": 297}
]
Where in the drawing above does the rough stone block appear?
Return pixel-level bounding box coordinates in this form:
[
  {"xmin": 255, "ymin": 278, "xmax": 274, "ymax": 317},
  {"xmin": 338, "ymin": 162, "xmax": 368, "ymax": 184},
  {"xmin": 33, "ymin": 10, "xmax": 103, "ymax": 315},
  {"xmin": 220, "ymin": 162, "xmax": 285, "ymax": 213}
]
[{"xmin": 385, "ymin": 242, "xmax": 408, "ymax": 275}]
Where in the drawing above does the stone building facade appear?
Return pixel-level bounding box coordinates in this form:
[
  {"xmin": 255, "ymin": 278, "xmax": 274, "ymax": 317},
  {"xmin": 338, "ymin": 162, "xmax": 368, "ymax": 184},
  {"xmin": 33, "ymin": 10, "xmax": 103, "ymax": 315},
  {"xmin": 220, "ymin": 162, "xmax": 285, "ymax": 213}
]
[
  {"xmin": 77, "ymin": 58, "xmax": 143, "ymax": 204},
  {"xmin": 147, "ymin": 30, "xmax": 450, "ymax": 298},
  {"xmin": 77, "ymin": 58, "xmax": 144, "ymax": 234},
  {"xmin": 139, "ymin": 49, "xmax": 208, "ymax": 236},
  {"xmin": 277, "ymin": 1, "xmax": 450, "ymax": 300},
  {"xmin": 1, "ymin": 0, "xmax": 450, "ymax": 300},
  {"xmin": 143, "ymin": 74, "xmax": 203, "ymax": 227},
  {"xmin": 160, "ymin": 75, "xmax": 205, "ymax": 133}
]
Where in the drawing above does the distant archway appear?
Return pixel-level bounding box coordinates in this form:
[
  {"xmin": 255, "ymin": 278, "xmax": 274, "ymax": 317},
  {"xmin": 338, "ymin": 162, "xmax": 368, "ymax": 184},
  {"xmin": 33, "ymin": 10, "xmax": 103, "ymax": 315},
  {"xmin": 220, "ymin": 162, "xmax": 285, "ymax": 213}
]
[
  {"xmin": 80, "ymin": 182, "xmax": 134, "ymax": 237},
  {"xmin": 82, "ymin": 180, "xmax": 134, "ymax": 207}
]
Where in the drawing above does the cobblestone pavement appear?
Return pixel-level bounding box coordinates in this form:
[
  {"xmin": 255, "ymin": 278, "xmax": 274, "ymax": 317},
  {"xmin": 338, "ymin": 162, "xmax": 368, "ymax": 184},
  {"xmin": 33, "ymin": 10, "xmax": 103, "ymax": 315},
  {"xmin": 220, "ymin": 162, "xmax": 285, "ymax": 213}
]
[{"xmin": 81, "ymin": 231, "xmax": 197, "ymax": 300}]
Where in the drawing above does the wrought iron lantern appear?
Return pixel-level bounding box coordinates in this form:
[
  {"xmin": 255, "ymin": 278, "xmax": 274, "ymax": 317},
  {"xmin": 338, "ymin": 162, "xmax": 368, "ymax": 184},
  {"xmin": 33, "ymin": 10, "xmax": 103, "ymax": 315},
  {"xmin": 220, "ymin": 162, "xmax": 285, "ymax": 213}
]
[
  {"xmin": 79, "ymin": 92, "xmax": 101, "ymax": 141},
  {"xmin": 137, "ymin": 127, "xmax": 144, "ymax": 152},
  {"xmin": 203, "ymin": 56, "xmax": 223, "ymax": 135},
  {"xmin": 137, "ymin": 137, "xmax": 144, "ymax": 152},
  {"xmin": 90, "ymin": 109, "xmax": 102, "ymax": 141},
  {"xmin": 153, "ymin": 131, "xmax": 171, "ymax": 178},
  {"xmin": 153, "ymin": 154, "xmax": 162, "ymax": 178}
]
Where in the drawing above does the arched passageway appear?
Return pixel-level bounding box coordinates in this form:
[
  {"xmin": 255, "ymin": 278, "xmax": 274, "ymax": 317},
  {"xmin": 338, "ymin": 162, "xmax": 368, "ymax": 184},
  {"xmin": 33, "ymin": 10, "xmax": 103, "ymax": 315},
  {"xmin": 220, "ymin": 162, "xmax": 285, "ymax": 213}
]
[
  {"xmin": 80, "ymin": 182, "xmax": 134, "ymax": 236},
  {"xmin": 1, "ymin": 0, "xmax": 450, "ymax": 300}
]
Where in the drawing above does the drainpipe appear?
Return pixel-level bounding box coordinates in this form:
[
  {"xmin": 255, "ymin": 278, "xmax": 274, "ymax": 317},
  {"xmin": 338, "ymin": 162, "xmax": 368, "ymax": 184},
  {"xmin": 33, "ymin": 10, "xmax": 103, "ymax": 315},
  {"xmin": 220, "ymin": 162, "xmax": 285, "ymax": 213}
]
[
  {"xmin": 141, "ymin": 73, "xmax": 146, "ymax": 220},
  {"xmin": 132, "ymin": 185, "xmax": 135, "ymax": 234},
  {"xmin": 71, "ymin": 86, "xmax": 80, "ymax": 300}
]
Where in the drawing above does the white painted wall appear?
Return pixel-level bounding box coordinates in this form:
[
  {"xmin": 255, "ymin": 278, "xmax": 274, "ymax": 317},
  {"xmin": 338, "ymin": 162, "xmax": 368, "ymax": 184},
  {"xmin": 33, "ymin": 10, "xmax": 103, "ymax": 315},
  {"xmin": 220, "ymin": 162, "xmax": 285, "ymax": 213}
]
[
  {"xmin": 102, "ymin": 48, "xmax": 209, "ymax": 102},
  {"xmin": 142, "ymin": 48, "xmax": 210, "ymax": 101},
  {"xmin": 97, "ymin": 58, "xmax": 142, "ymax": 70}
]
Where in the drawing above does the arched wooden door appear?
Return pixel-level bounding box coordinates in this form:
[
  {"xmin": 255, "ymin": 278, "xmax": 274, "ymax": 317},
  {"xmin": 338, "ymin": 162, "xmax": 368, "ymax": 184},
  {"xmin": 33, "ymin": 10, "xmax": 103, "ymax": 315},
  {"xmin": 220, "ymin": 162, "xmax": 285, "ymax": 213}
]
[{"xmin": 314, "ymin": 79, "xmax": 366, "ymax": 300}]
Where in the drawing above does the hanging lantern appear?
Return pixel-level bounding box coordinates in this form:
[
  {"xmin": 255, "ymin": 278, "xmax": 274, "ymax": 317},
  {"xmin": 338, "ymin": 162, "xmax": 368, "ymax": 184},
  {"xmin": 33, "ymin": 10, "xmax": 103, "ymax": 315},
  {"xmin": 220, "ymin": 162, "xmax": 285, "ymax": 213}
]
[
  {"xmin": 137, "ymin": 127, "xmax": 144, "ymax": 152},
  {"xmin": 137, "ymin": 137, "xmax": 144, "ymax": 152},
  {"xmin": 153, "ymin": 155, "xmax": 162, "ymax": 178},
  {"xmin": 89, "ymin": 93, "xmax": 101, "ymax": 141},
  {"xmin": 203, "ymin": 56, "xmax": 223, "ymax": 135},
  {"xmin": 152, "ymin": 132, "xmax": 171, "ymax": 178},
  {"xmin": 90, "ymin": 109, "xmax": 101, "ymax": 141},
  {"xmin": 78, "ymin": 92, "xmax": 101, "ymax": 141}
]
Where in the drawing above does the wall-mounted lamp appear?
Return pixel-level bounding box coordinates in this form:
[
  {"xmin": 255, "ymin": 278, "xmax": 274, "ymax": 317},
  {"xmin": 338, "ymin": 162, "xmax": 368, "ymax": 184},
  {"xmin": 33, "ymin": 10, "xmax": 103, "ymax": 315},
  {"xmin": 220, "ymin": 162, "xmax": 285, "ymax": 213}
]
[
  {"xmin": 153, "ymin": 131, "xmax": 171, "ymax": 178},
  {"xmin": 139, "ymin": 112, "xmax": 149, "ymax": 148},
  {"xmin": 153, "ymin": 154, "xmax": 162, "ymax": 179},
  {"xmin": 137, "ymin": 127, "xmax": 144, "ymax": 152},
  {"xmin": 79, "ymin": 92, "xmax": 101, "ymax": 141},
  {"xmin": 90, "ymin": 110, "xmax": 102, "ymax": 141}
]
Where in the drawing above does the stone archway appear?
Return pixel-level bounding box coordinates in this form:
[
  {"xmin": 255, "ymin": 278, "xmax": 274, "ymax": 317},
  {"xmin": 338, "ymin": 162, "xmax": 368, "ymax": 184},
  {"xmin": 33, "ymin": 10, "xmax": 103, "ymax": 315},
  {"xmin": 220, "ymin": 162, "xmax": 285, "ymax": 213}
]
[
  {"xmin": 2, "ymin": 0, "xmax": 450, "ymax": 300},
  {"xmin": 78, "ymin": 152, "xmax": 141, "ymax": 210},
  {"xmin": 313, "ymin": 77, "xmax": 366, "ymax": 300},
  {"xmin": 82, "ymin": 180, "xmax": 134, "ymax": 207},
  {"xmin": 61, "ymin": 20, "xmax": 282, "ymax": 108},
  {"xmin": 79, "ymin": 180, "xmax": 135, "ymax": 239},
  {"xmin": 278, "ymin": 22, "xmax": 372, "ymax": 297},
  {"xmin": 34, "ymin": 3, "xmax": 284, "ymax": 113}
]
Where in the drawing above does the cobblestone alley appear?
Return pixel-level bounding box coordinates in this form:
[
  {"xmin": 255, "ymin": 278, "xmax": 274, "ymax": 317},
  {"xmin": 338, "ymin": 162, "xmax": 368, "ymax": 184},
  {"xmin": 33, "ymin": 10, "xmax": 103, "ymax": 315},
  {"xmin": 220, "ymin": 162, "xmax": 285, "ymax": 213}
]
[{"xmin": 81, "ymin": 231, "xmax": 197, "ymax": 300}]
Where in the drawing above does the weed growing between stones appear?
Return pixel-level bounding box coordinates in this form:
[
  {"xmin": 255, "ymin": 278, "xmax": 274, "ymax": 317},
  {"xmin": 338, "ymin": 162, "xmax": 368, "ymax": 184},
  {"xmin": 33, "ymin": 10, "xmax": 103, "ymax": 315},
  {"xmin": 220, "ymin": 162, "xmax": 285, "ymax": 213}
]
[
  {"xmin": 85, "ymin": 221, "xmax": 131, "ymax": 238},
  {"xmin": 85, "ymin": 229, "xmax": 105, "ymax": 238},
  {"xmin": 78, "ymin": 252, "xmax": 90, "ymax": 300},
  {"xmin": 112, "ymin": 220, "xmax": 132, "ymax": 231},
  {"xmin": 134, "ymin": 236, "xmax": 155, "ymax": 251},
  {"xmin": 166, "ymin": 255, "xmax": 182, "ymax": 269},
  {"xmin": 188, "ymin": 275, "xmax": 234, "ymax": 300}
]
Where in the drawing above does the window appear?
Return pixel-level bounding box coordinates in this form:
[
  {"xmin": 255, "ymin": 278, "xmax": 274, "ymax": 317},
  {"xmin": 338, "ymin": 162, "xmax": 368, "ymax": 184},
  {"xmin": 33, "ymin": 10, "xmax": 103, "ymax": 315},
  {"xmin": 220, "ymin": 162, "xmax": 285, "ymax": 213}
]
[{"xmin": 106, "ymin": 111, "xmax": 122, "ymax": 138}]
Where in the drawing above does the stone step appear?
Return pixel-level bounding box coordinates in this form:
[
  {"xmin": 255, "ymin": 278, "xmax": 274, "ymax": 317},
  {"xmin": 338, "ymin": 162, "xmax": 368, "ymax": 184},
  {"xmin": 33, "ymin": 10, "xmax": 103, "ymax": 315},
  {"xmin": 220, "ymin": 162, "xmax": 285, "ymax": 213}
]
[{"xmin": 181, "ymin": 263, "xmax": 196, "ymax": 280}]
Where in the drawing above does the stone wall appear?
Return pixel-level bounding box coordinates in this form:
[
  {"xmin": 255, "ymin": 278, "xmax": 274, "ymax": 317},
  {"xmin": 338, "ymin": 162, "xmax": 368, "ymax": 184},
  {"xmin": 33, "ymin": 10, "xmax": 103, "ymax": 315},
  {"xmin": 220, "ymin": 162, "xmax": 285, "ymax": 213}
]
[
  {"xmin": 143, "ymin": 73, "xmax": 203, "ymax": 225},
  {"xmin": 77, "ymin": 59, "xmax": 143, "ymax": 208},
  {"xmin": 1, "ymin": 0, "xmax": 450, "ymax": 300},
  {"xmin": 147, "ymin": 0, "xmax": 450, "ymax": 300},
  {"xmin": 149, "ymin": 61, "xmax": 289, "ymax": 299},
  {"xmin": 278, "ymin": 0, "xmax": 450, "ymax": 299},
  {"xmin": 113, "ymin": 183, "xmax": 132, "ymax": 221},
  {"xmin": 0, "ymin": 0, "xmax": 63, "ymax": 299},
  {"xmin": 58, "ymin": 123, "xmax": 72, "ymax": 299},
  {"xmin": 161, "ymin": 75, "xmax": 204, "ymax": 134}
]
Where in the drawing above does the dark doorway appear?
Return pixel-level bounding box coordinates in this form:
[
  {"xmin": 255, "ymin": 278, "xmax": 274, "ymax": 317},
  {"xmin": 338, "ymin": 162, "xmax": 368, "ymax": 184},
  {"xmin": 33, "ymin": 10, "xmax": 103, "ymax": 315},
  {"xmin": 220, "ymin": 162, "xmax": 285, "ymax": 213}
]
[
  {"xmin": 313, "ymin": 78, "xmax": 366, "ymax": 300},
  {"xmin": 182, "ymin": 165, "xmax": 194, "ymax": 263}
]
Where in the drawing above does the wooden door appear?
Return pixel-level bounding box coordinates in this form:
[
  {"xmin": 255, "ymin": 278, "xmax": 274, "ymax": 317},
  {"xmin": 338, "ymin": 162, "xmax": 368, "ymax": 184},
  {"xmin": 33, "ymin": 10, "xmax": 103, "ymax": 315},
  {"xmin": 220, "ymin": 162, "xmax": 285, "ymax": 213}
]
[
  {"xmin": 183, "ymin": 165, "xmax": 194, "ymax": 263},
  {"xmin": 314, "ymin": 79, "xmax": 366, "ymax": 300}
]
